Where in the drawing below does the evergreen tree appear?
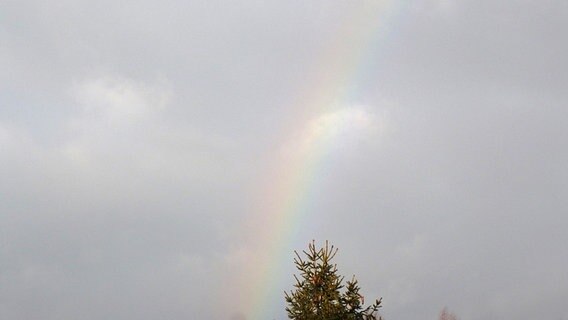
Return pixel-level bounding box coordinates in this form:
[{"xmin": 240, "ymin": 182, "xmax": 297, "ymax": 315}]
[
  {"xmin": 439, "ymin": 307, "xmax": 458, "ymax": 320},
  {"xmin": 284, "ymin": 241, "xmax": 382, "ymax": 320}
]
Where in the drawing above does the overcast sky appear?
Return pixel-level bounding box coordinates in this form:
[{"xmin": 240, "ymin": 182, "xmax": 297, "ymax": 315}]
[{"xmin": 1, "ymin": 1, "xmax": 567, "ymax": 319}]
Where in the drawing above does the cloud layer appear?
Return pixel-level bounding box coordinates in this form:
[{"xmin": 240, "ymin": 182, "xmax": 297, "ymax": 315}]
[{"xmin": 1, "ymin": 1, "xmax": 567, "ymax": 319}]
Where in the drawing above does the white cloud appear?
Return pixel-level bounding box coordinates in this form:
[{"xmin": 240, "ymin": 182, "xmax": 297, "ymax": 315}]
[
  {"xmin": 411, "ymin": 0, "xmax": 458, "ymax": 16},
  {"xmin": 71, "ymin": 74, "xmax": 171, "ymax": 124},
  {"xmin": 280, "ymin": 106, "xmax": 389, "ymax": 159},
  {"xmin": 0, "ymin": 123, "xmax": 13, "ymax": 149}
]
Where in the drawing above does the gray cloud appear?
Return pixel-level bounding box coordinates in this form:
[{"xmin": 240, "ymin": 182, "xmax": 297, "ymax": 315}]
[{"xmin": 1, "ymin": 1, "xmax": 567, "ymax": 319}]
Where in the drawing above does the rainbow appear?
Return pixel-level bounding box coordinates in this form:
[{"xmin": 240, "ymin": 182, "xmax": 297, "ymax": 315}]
[{"xmin": 238, "ymin": 2, "xmax": 409, "ymax": 319}]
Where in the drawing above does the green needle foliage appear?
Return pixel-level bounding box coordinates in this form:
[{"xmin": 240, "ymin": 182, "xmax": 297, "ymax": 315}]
[{"xmin": 284, "ymin": 241, "xmax": 382, "ymax": 320}]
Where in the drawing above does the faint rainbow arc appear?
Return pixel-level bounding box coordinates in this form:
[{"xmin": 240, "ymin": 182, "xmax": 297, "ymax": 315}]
[{"xmin": 240, "ymin": 2, "xmax": 408, "ymax": 319}]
